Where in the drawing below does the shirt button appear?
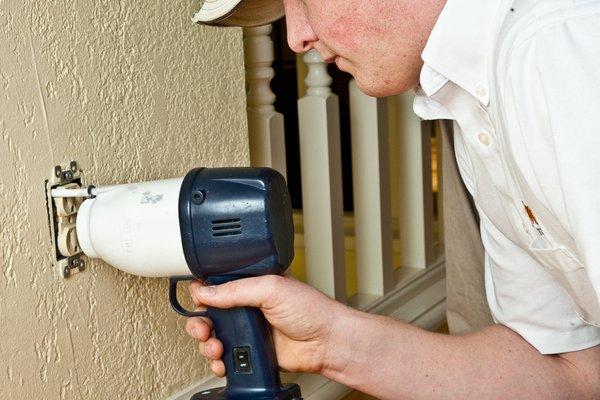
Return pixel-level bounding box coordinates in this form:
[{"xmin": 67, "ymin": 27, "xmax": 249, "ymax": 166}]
[
  {"xmin": 478, "ymin": 132, "xmax": 491, "ymax": 146},
  {"xmin": 475, "ymin": 84, "xmax": 488, "ymax": 98}
]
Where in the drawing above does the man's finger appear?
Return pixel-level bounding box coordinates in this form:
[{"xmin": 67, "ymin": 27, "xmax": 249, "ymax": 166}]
[
  {"xmin": 186, "ymin": 317, "xmax": 213, "ymax": 341},
  {"xmin": 211, "ymin": 360, "xmax": 226, "ymax": 377},
  {"xmin": 189, "ymin": 280, "xmax": 207, "ymax": 306},
  {"xmin": 199, "ymin": 337, "xmax": 223, "ymax": 360},
  {"xmin": 193, "ymin": 275, "xmax": 283, "ymax": 310}
]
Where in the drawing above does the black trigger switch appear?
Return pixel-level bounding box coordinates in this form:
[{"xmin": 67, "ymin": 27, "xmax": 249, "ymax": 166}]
[{"xmin": 233, "ymin": 347, "xmax": 252, "ymax": 373}]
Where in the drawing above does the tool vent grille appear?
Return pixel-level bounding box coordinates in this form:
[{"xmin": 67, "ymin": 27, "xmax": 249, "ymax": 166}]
[{"xmin": 212, "ymin": 218, "xmax": 242, "ymax": 237}]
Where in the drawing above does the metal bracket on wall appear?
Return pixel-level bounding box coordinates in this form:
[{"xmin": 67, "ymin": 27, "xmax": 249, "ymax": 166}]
[{"xmin": 45, "ymin": 161, "xmax": 86, "ymax": 279}]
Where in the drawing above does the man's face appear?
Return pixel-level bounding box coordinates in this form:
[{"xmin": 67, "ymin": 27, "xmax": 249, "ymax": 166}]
[{"xmin": 283, "ymin": 0, "xmax": 445, "ymax": 97}]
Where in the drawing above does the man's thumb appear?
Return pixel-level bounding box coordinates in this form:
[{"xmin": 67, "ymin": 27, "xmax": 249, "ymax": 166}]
[{"xmin": 193, "ymin": 278, "xmax": 269, "ymax": 309}]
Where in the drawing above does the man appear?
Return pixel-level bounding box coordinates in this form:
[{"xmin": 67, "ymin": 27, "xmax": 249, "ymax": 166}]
[{"xmin": 186, "ymin": 0, "xmax": 600, "ymax": 398}]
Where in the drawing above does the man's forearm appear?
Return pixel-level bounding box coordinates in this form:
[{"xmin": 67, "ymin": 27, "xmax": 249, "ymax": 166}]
[{"xmin": 322, "ymin": 308, "xmax": 599, "ymax": 399}]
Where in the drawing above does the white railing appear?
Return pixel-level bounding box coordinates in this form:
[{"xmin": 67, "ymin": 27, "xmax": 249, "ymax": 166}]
[
  {"xmin": 297, "ymin": 50, "xmax": 347, "ymax": 301},
  {"xmin": 243, "ymin": 25, "xmax": 287, "ymax": 178},
  {"xmin": 349, "ymin": 80, "xmax": 394, "ymax": 296},
  {"xmin": 242, "ymin": 27, "xmax": 442, "ymax": 304},
  {"xmin": 391, "ymin": 94, "xmax": 437, "ymax": 269}
]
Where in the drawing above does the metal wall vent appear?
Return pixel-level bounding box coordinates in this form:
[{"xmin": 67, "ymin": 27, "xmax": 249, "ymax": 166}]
[{"xmin": 212, "ymin": 218, "xmax": 242, "ymax": 237}]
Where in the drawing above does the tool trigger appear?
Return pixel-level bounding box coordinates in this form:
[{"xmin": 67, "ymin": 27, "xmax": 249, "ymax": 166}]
[{"xmin": 169, "ymin": 276, "xmax": 209, "ymax": 318}]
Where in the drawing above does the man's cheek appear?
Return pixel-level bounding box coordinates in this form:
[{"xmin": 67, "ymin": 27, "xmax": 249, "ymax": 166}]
[{"xmin": 318, "ymin": 19, "xmax": 361, "ymax": 60}]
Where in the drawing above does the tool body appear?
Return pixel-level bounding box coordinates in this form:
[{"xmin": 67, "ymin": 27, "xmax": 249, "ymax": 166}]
[{"xmin": 73, "ymin": 167, "xmax": 302, "ymax": 400}]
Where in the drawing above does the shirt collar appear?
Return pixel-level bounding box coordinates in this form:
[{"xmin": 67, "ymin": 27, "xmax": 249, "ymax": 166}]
[{"xmin": 419, "ymin": 0, "xmax": 506, "ymax": 105}]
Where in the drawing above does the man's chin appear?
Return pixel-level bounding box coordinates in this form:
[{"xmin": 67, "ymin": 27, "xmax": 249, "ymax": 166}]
[{"xmin": 353, "ymin": 77, "xmax": 408, "ymax": 98}]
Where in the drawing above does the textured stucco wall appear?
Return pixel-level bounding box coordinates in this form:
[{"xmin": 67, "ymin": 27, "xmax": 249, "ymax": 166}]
[{"xmin": 0, "ymin": 0, "xmax": 249, "ymax": 398}]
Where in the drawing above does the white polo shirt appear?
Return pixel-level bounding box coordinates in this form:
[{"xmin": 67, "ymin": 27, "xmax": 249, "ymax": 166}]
[{"xmin": 414, "ymin": 0, "xmax": 600, "ymax": 354}]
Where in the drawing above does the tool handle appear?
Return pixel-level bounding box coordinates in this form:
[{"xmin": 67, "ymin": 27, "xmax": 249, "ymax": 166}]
[
  {"xmin": 168, "ymin": 276, "xmax": 301, "ymax": 400},
  {"xmin": 208, "ymin": 305, "xmax": 281, "ymax": 399}
]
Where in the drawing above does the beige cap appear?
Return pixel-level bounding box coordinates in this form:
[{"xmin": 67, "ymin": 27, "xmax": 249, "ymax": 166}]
[{"xmin": 193, "ymin": 0, "xmax": 284, "ymax": 27}]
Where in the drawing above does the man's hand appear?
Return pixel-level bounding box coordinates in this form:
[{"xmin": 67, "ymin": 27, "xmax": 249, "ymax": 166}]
[
  {"xmin": 184, "ymin": 275, "xmax": 600, "ymax": 399},
  {"xmin": 185, "ymin": 275, "xmax": 349, "ymax": 377}
]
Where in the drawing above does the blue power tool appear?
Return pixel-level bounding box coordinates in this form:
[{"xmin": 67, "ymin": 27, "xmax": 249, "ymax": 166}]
[{"xmin": 74, "ymin": 167, "xmax": 302, "ymax": 400}]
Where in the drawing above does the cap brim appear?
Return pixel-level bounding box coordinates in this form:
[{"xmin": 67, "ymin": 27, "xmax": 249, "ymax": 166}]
[{"xmin": 193, "ymin": 0, "xmax": 284, "ymax": 27}]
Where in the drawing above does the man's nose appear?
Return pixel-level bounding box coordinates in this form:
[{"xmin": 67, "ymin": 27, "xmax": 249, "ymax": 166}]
[{"xmin": 283, "ymin": 0, "xmax": 318, "ymax": 53}]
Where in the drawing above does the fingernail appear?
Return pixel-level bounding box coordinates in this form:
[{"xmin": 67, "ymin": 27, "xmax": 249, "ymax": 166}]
[
  {"xmin": 205, "ymin": 343, "xmax": 213, "ymax": 356},
  {"xmin": 197, "ymin": 286, "xmax": 217, "ymax": 297},
  {"xmin": 191, "ymin": 328, "xmax": 201, "ymax": 339}
]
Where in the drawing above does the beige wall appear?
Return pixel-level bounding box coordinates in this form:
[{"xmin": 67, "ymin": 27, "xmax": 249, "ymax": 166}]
[{"xmin": 0, "ymin": 0, "xmax": 249, "ymax": 398}]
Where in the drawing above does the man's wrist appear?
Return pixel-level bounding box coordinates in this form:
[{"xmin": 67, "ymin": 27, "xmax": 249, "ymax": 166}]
[{"xmin": 320, "ymin": 304, "xmax": 372, "ymax": 381}]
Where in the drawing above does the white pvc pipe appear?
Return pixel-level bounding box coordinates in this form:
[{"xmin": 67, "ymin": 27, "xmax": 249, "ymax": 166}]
[{"xmin": 75, "ymin": 178, "xmax": 192, "ymax": 278}]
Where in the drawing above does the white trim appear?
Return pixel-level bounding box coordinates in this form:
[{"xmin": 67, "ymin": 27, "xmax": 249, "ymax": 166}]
[{"xmin": 168, "ymin": 261, "xmax": 446, "ymax": 400}]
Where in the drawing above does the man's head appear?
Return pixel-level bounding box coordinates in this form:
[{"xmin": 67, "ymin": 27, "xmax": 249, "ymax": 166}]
[{"xmin": 196, "ymin": 0, "xmax": 446, "ymax": 97}]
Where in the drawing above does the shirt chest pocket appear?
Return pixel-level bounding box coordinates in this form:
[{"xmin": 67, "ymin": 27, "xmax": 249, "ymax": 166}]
[
  {"xmin": 528, "ymin": 234, "xmax": 600, "ymax": 326},
  {"xmin": 528, "ymin": 235, "xmax": 582, "ymax": 271}
]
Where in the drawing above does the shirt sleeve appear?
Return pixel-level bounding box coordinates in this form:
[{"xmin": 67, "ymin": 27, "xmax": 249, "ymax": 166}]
[
  {"xmin": 532, "ymin": 10, "xmax": 600, "ymax": 306},
  {"xmin": 494, "ymin": 4, "xmax": 600, "ymax": 353},
  {"xmin": 504, "ymin": 7, "xmax": 600, "ymax": 318}
]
